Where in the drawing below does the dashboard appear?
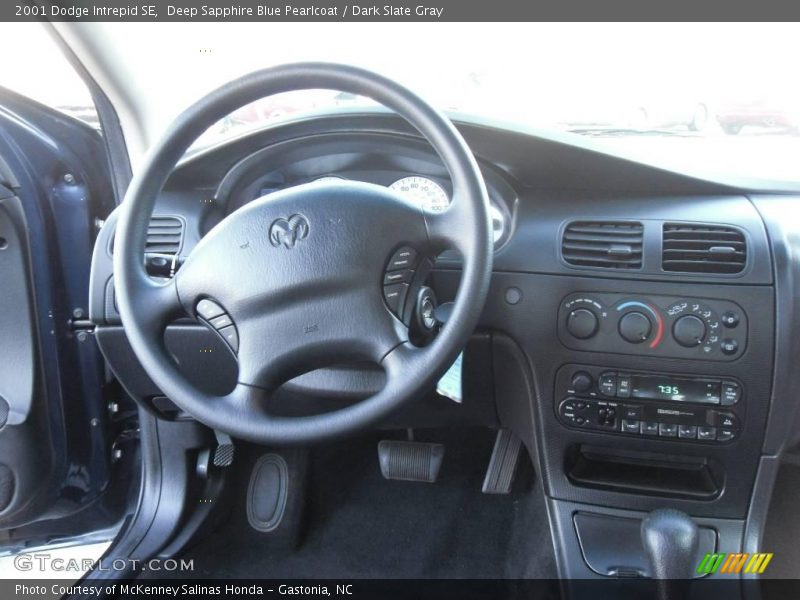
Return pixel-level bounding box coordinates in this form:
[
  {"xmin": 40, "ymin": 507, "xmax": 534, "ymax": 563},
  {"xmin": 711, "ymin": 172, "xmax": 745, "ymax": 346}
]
[{"xmin": 88, "ymin": 109, "xmax": 800, "ymax": 580}]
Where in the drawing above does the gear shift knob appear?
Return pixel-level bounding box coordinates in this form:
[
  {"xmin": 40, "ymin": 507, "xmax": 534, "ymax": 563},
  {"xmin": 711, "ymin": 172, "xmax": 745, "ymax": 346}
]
[
  {"xmin": 641, "ymin": 508, "xmax": 699, "ymax": 579},
  {"xmin": 641, "ymin": 508, "xmax": 699, "ymax": 600}
]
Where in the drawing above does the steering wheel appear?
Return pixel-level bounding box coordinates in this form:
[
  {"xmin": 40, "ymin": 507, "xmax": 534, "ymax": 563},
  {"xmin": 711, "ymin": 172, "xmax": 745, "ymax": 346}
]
[{"xmin": 114, "ymin": 63, "xmax": 493, "ymax": 444}]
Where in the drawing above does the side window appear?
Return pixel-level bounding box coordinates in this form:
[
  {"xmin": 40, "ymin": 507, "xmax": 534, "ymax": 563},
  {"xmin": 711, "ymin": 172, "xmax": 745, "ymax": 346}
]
[{"xmin": 0, "ymin": 23, "xmax": 98, "ymax": 128}]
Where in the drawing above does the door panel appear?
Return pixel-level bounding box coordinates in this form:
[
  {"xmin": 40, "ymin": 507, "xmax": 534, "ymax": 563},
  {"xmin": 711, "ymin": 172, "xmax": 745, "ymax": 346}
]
[{"xmin": 0, "ymin": 88, "xmax": 118, "ymax": 537}]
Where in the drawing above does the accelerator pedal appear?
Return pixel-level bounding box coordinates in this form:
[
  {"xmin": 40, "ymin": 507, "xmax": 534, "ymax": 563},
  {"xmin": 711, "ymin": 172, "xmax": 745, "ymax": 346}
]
[
  {"xmin": 482, "ymin": 429, "xmax": 522, "ymax": 494},
  {"xmin": 378, "ymin": 440, "xmax": 444, "ymax": 483},
  {"xmin": 212, "ymin": 430, "xmax": 235, "ymax": 467}
]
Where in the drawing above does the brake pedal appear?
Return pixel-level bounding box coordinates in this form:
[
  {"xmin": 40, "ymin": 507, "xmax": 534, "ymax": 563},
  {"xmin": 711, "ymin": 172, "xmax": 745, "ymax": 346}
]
[
  {"xmin": 378, "ymin": 440, "xmax": 444, "ymax": 483},
  {"xmin": 482, "ymin": 429, "xmax": 522, "ymax": 494}
]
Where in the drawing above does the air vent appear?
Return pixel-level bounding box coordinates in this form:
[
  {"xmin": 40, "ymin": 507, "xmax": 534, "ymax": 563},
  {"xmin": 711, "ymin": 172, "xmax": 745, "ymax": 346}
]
[
  {"xmin": 562, "ymin": 221, "xmax": 644, "ymax": 269},
  {"xmin": 145, "ymin": 215, "xmax": 184, "ymax": 255},
  {"xmin": 662, "ymin": 223, "xmax": 746, "ymax": 274}
]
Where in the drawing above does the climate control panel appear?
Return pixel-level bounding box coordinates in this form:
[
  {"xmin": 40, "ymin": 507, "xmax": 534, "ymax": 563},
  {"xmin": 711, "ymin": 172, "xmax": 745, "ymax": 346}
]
[{"xmin": 558, "ymin": 293, "xmax": 747, "ymax": 360}]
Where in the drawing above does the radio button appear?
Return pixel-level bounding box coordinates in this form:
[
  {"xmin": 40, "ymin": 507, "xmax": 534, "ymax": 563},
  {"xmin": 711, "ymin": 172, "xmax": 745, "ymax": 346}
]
[
  {"xmin": 641, "ymin": 422, "xmax": 660, "ymax": 436},
  {"xmin": 698, "ymin": 426, "xmax": 717, "ymax": 441},
  {"xmin": 622, "ymin": 419, "xmax": 640, "ymax": 433},
  {"xmin": 711, "ymin": 410, "xmax": 737, "ymax": 428},
  {"xmin": 570, "ymin": 372, "xmax": 594, "ymax": 394},
  {"xmin": 721, "ymin": 382, "xmax": 741, "ymax": 405},
  {"xmin": 678, "ymin": 425, "xmax": 698, "ymax": 439},
  {"xmin": 599, "ymin": 372, "xmax": 617, "ymax": 396},
  {"xmin": 659, "ymin": 423, "xmax": 678, "ymax": 437},
  {"xmin": 622, "ymin": 404, "xmax": 642, "ymax": 420},
  {"xmin": 717, "ymin": 429, "xmax": 736, "ymax": 442},
  {"xmin": 617, "ymin": 375, "xmax": 632, "ymax": 398}
]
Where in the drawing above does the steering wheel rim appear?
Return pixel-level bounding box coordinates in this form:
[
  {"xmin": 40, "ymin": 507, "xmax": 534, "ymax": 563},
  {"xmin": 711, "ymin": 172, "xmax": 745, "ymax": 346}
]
[{"xmin": 114, "ymin": 63, "xmax": 492, "ymax": 444}]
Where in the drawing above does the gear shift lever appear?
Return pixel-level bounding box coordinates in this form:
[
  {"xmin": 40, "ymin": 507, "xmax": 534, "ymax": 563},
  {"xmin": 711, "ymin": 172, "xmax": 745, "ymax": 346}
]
[{"xmin": 641, "ymin": 509, "xmax": 699, "ymax": 599}]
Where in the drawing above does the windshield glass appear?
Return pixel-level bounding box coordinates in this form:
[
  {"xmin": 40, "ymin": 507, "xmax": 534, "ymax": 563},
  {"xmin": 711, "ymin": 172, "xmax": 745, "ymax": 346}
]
[{"xmin": 9, "ymin": 22, "xmax": 800, "ymax": 183}]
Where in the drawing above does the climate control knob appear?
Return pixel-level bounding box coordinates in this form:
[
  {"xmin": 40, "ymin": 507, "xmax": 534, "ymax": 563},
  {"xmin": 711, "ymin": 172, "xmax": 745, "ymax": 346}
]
[
  {"xmin": 566, "ymin": 308, "xmax": 599, "ymax": 339},
  {"xmin": 618, "ymin": 311, "xmax": 652, "ymax": 344},
  {"xmin": 672, "ymin": 314, "xmax": 707, "ymax": 347}
]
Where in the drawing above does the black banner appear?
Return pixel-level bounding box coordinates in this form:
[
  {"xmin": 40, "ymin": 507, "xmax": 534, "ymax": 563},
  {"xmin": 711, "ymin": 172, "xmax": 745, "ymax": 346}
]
[
  {"xmin": 5, "ymin": 579, "xmax": 800, "ymax": 600},
  {"xmin": 4, "ymin": 0, "xmax": 800, "ymax": 22}
]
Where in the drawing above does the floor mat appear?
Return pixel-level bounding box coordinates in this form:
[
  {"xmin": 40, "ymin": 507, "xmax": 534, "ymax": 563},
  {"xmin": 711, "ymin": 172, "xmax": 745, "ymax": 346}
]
[{"xmin": 180, "ymin": 428, "xmax": 557, "ymax": 579}]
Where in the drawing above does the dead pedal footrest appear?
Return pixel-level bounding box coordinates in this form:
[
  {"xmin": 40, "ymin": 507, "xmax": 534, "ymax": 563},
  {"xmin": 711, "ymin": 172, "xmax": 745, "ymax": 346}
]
[{"xmin": 377, "ymin": 440, "xmax": 444, "ymax": 483}]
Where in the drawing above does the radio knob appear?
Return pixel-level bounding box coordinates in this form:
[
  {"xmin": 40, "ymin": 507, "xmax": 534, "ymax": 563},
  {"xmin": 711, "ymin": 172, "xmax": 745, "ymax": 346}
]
[
  {"xmin": 570, "ymin": 371, "xmax": 594, "ymax": 393},
  {"xmin": 673, "ymin": 315, "xmax": 707, "ymax": 347},
  {"xmin": 618, "ymin": 311, "xmax": 652, "ymax": 343},
  {"xmin": 566, "ymin": 308, "xmax": 599, "ymax": 339}
]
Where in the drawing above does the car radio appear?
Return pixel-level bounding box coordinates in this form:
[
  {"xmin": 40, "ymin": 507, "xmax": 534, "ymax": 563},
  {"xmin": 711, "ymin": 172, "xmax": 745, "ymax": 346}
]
[{"xmin": 555, "ymin": 365, "xmax": 743, "ymax": 444}]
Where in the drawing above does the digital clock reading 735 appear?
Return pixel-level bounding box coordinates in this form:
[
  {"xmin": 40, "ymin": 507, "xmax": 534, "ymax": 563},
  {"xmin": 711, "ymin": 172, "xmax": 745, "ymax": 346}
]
[
  {"xmin": 629, "ymin": 374, "xmax": 720, "ymax": 403},
  {"xmin": 657, "ymin": 384, "xmax": 681, "ymax": 395}
]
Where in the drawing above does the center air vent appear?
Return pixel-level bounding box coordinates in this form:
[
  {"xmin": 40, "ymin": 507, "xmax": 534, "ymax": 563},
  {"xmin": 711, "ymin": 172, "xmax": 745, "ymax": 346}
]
[
  {"xmin": 662, "ymin": 223, "xmax": 746, "ymax": 274},
  {"xmin": 145, "ymin": 215, "xmax": 184, "ymax": 255},
  {"xmin": 562, "ymin": 221, "xmax": 644, "ymax": 269}
]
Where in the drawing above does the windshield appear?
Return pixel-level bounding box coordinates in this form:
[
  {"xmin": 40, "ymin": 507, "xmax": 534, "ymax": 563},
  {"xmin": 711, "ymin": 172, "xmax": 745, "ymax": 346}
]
[{"xmin": 6, "ymin": 22, "xmax": 800, "ymax": 183}]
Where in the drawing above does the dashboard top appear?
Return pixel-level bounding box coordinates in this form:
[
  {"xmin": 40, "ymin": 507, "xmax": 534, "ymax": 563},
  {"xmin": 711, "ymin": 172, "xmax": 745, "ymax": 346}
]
[{"xmin": 149, "ymin": 112, "xmax": 773, "ymax": 287}]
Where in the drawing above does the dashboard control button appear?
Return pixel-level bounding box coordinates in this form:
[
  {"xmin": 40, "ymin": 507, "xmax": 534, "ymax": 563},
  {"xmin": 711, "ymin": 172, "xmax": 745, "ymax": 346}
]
[
  {"xmin": 672, "ymin": 315, "xmax": 707, "ymax": 348},
  {"xmin": 618, "ymin": 311, "xmax": 651, "ymax": 343},
  {"xmin": 387, "ymin": 246, "xmax": 417, "ymax": 270},
  {"xmin": 622, "ymin": 419, "xmax": 640, "ymax": 433},
  {"xmin": 575, "ymin": 401, "xmax": 587, "ymax": 410},
  {"xmin": 383, "ymin": 283, "xmax": 409, "ymax": 317},
  {"xmin": 209, "ymin": 314, "xmax": 233, "ymax": 330},
  {"xmin": 570, "ymin": 371, "xmax": 594, "ymax": 393},
  {"xmin": 218, "ymin": 326, "xmax": 239, "ymax": 353},
  {"xmin": 720, "ymin": 339, "xmax": 739, "ymax": 355},
  {"xmin": 711, "ymin": 410, "xmax": 737, "ymax": 428},
  {"xmin": 716, "ymin": 429, "xmax": 736, "ymax": 442},
  {"xmin": 641, "ymin": 422, "xmax": 660, "ymax": 436},
  {"xmin": 616, "ymin": 375, "xmax": 632, "ymax": 398},
  {"xmin": 383, "ymin": 269, "xmax": 414, "ymax": 285},
  {"xmin": 678, "ymin": 425, "xmax": 698, "ymax": 439},
  {"xmin": 598, "ymin": 372, "xmax": 617, "ymax": 396},
  {"xmin": 196, "ymin": 298, "xmax": 225, "ymax": 320},
  {"xmin": 659, "ymin": 423, "xmax": 678, "ymax": 437},
  {"xmin": 721, "ymin": 311, "xmax": 740, "ymax": 328},
  {"xmin": 622, "ymin": 405, "xmax": 642, "ymax": 420},
  {"xmin": 698, "ymin": 426, "xmax": 717, "ymax": 441},
  {"xmin": 721, "ymin": 382, "xmax": 741, "ymax": 405},
  {"xmin": 566, "ymin": 308, "xmax": 599, "ymax": 339}
]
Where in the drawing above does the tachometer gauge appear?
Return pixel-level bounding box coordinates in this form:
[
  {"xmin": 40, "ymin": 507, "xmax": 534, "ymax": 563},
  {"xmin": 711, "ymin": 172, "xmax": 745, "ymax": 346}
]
[{"xmin": 389, "ymin": 176, "xmax": 449, "ymax": 213}]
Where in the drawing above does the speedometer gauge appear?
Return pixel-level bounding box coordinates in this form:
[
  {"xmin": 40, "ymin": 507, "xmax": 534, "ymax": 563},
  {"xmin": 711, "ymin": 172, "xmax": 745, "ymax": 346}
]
[{"xmin": 389, "ymin": 176, "xmax": 449, "ymax": 213}]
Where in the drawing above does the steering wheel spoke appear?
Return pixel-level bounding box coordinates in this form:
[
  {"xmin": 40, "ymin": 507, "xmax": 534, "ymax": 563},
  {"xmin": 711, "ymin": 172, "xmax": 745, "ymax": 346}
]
[{"xmin": 130, "ymin": 274, "xmax": 185, "ymax": 334}]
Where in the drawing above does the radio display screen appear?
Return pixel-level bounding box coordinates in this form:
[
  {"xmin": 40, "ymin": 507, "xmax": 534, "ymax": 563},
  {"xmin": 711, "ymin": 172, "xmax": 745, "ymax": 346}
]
[{"xmin": 629, "ymin": 375, "xmax": 720, "ymax": 403}]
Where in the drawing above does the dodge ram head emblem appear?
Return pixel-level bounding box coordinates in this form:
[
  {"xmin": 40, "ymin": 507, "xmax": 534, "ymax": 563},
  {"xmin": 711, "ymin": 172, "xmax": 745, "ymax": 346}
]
[{"xmin": 268, "ymin": 214, "xmax": 309, "ymax": 249}]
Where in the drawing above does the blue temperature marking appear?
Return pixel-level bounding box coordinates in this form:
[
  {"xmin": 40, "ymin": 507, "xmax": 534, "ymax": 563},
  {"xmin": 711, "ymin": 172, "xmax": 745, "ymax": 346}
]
[{"xmin": 617, "ymin": 301, "xmax": 657, "ymax": 318}]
